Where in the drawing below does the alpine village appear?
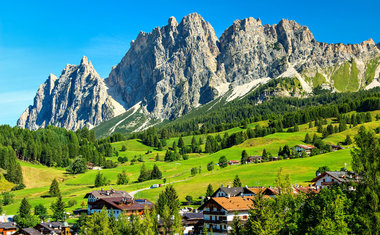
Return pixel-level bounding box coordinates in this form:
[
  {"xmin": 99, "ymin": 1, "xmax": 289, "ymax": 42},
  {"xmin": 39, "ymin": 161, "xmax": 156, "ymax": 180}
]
[{"xmin": 1, "ymin": 11, "xmax": 380, "ymax": 235}]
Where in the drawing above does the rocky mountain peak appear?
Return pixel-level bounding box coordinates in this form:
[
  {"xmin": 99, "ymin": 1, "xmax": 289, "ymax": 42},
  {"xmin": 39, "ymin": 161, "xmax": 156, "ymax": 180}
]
[
  {"xmin": 17, "ymin": 57, "xmax": 125, "ymax": 130},
  {"xmin": 168, "ymin": 16, "xmax": 178, "ymax": 27},
  {"xmin": 19, "ymin": 13, "xmax": 380, "ymax": 132}
]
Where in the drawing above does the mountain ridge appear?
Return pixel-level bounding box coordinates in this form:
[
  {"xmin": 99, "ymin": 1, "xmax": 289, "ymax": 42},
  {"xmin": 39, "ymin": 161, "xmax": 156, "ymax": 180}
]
[{"xmin": 18, "ymin": 13, "xmax": 380, "ymax": 132}]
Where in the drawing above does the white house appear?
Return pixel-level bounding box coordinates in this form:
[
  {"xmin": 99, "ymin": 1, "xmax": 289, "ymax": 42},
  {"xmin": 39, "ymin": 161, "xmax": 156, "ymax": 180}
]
[
  {"xmin": 311, "ymin": 171, "xmax": 361, "ymax": 189},
  {"xmin": 198, "ymin": 196, "xmax": 254, "ymax": 234},
  {"xmin": 295, "ymin": 144, "xmax": 315, "ymax": 155},
  {"xmin": 211, "ymin": 185, "xmax": 256, "ymax": 198}
]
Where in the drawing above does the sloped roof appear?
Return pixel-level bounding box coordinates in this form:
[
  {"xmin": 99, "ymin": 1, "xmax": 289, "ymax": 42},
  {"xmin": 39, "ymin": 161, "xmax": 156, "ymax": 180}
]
[
  {"xmin": 20, "ymin": 228, "xmax": 40, "ymax": 235},
  {"xmin": 211, "ymin": 187, "xmax": 251, "ymax": 197},
  {"xmin": 310, "ymin": 171, "xmax": 361, "ymax": 183},
  {"xmin": 84, "ymin": 190, "xmax": 132, "ymax": 199},
  {"xmin": 0, "ymin": 222, "xmax": 16, "ymax": 229},
  {"xmin": 296, "ymin": 144, "xmax": 315, "ymax": 149},
  {"xmin": 212, "ymin": 196, "xmax": 255, "ymax": 211},
  {"xmin": 90, "ymin": 197, "xmax": 155, "ymax": 211}
]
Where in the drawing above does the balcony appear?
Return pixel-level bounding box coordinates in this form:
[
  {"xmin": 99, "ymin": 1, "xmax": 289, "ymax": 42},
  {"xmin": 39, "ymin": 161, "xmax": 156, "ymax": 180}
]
[{"xmin": 203, "ymin": 211, "xmax": 226, "ymax": 215}]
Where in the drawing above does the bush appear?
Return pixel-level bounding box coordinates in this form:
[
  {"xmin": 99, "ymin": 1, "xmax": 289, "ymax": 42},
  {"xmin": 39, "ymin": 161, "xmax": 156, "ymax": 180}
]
[
  {"xmin": 207, "ymin": 161, "xmax": 214, "ymax": 171},
  {"xmin": 67, "ymin": 199, "xmax": 77, "ymax": 208},
  {"xmin": 219, "ymin": 156, "xmax": 228, "ymax": 168},
  {"xmin": 191, "ymin": 167, "xmax": 198, "ymax": 176}
]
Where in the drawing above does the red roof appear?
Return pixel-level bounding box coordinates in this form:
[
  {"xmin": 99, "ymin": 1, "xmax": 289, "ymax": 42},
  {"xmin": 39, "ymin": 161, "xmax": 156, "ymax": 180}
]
[{"xmin": 296, "ymin": 145, "xmax": 315, "ymax": 149}]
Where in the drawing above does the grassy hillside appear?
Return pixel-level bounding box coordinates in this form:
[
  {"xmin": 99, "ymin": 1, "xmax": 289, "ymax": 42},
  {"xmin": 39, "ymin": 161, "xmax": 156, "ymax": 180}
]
[{"xmin": 3, "ymin": 111, "xmax": 380, "ymax": 216}]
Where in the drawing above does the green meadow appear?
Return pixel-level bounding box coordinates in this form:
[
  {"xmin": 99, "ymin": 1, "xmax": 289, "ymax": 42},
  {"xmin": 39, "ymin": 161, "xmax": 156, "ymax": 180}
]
[{"xmin": 2, "ymin": 111, "xmax": 379, "ymax": 216}]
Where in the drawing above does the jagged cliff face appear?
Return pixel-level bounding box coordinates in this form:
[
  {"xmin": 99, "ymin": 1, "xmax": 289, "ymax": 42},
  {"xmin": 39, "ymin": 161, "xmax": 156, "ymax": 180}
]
[
  {"xmin": 106, "ymin": 13, "xmax": 221, "ymax": 119},
  {"xmin": 17, "ymin": 57, "xmax": 125, "ymax": 130},
  {"xmin": 18, "ymin": 13, "xmax": 380, "ymax": 131}
]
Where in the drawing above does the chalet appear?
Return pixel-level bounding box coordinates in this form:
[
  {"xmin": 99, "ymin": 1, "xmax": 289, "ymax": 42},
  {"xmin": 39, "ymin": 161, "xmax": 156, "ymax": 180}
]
[
  {"xmin": 269, "ymin": 156, "xmax": 279, "ymax": 161},
  {"xmin": 85, "ymin": 189, "xmax": 154, "ymax": 217},
  {"xmin": 182, "ymin": 213, "xmax": 203, "ymax": 235},
  {"xmin": 295, "ymin": 144, "xmax": 315, "ymax": 155},
  {"xmin": 247, "ymin": 156, "xmax": 262, "ymax": 163},
  {"xmin": 311, "ymin": 171, "xmax": 361, "ymax": 189},
  {"xmin": 331, "ymin": 145, "xmax": 344, "ymax": 151},
  {"xmin": 211, "ymin": 186, "xmax": 255, "ymax": 198},
  {"xmin": 199, "ymin": 196, "xmax": 256, "ymax": 234},
  {"xmin": 228, "ymin": 160, "xmax": 240, "ymax": 166},
  {"xmin": 19, "ymin": 221, "xmax": 71, "ymax": 235},
  {"xmin": 0, "ymin": 222, "xmax": 17, "ymax": 235}
]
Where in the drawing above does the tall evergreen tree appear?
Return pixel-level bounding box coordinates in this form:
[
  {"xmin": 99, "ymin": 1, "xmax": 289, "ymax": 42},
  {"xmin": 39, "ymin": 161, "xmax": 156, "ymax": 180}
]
[
  {"xmin": 178, "ymin": 137, "xmax": 185, "ymax": 148},
  {"xmin": 51, "ymin": 194, "xmax": 65, "ymax": 222},
  {"xmin": 241, "ymin": 150, "xmax": 248, "ymax": 164},
  {"xmin": 49, "ymin": 178, "xmax": 60, "ymax": 197},
  {"xmin": 233, "ymin": 175, "xmax": 242, "ymax": 187},
  {"xmin": 151, "ymin": 164, "xmax": 162, "ymax": 179},
  {"xmin": 81, "ymin": 208, "xmax": 112, "ymax": 234},
  {"xmin": 206, "ymin": 184, "xmax": 214, "ymax": 197},
  {"xmin": 352, "ymin": 126, "xmax": 380, "ymax": 233},
  {"xmin": 116, "ymin": 170, "xmax": 129, "ymax": 185}
]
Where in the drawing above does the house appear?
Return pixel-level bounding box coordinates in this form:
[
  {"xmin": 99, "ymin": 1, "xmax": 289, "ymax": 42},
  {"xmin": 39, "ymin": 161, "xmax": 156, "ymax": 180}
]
[
  {"xmin": 310, "ymin": 171, "xmax": 361, "ymax": 189},
  {"xmin": 269, "ymin": 156, "xmax": 279, "ymax": 161},
  {"xmin": 85, "ymin": 189, "xmax": 154, "ymax": 217},
  {"xmin": 228, "ymin": 160, "xmax": 240, "ymax": 166},
  {"xmin": 20, "ymin": 221, "xmax": 71, "ymax": 235},
  {"xmin": 211, "ymin": 185, "xmax": 256, "ymax": 198},
  {"xmin": 331, "ymin": 145, "xmax": 344, "ymax": 151},
  {"xmin": 247, "ymin": 156, "xmax": 262, "ymax": 163},
  {"xmin": 182, "ymin": 213, "xmax": 203, "ymax": 235},
  {"xmin": 295, "ymin": 144, "xmax": 315, "ymax": 155},
  {"xmin": 0, "ymin": 222, "xmax": 17, "ymax": 235},
  {"xmin": 199, "ymin": 196, "xmax": 256, "ymax": 234}
]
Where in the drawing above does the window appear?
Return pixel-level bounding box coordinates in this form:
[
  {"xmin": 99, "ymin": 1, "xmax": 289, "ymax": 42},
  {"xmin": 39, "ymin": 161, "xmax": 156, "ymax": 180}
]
[{"xmin": 242, "ymin": 215, "xmax": 248, "ymax": 220}]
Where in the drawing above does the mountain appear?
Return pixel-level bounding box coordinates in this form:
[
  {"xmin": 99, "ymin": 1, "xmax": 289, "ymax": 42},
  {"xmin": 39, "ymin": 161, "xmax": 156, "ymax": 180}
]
[
  {"xmin": 17, "ymin": 57, "xmax": 125, "ymax": 130},
  {"xmin": 18, "ymin": 13, "xmax": 380, "ymax": 132}
]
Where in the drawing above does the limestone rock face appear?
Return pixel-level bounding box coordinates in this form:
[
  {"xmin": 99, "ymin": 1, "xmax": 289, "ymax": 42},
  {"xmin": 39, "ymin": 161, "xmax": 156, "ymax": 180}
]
[
  {"xmin": 17, "ymin": 57, "xmax": 125, "ymax": 130},
  {"xmin": 106, "ymin": 13, "xmax": 221, "ymax": 119},
  {"xmin": 18, "ymin": 13, "xmax": 380, "ymax": 131}
]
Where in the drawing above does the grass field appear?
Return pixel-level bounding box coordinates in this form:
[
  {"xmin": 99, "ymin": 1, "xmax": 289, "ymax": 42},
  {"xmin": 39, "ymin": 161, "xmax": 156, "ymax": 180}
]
[{"xmin": 2, "ymin": 111, "xmax": 379, "ymax": 216}]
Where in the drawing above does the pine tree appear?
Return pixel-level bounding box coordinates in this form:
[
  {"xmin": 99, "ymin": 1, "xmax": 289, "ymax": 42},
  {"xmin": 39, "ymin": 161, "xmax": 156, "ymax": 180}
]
[
  {"xmin": 241, "ymin": 150, "xmax": 248, "ymax": 164},
  {"xmin": 19, "ymin": 198, "xmax": 31, "ymax": 218},
  {"xmin": 49, "ymin": 178, "xmax": 60, "ymax": 197},
  {"xmin": 178, "ymin": 137, "xmax": 185, "ymax": 148},
  {"xmin": 233, "ymin": 175, "xmax": 242, "ymax": 187},
  {"xmin": 206, "ymin": 184, "xmax": 214, "ymax": 197},
  {"xmin": 155, "ymin": 153, "xmax": 159, "ymax": 161},
  {"xmin": 34, "ymin": 204, "xmax": 47, "ymax": 220},
  {"xmin": 117, "ymin": 170, "xmax": 129, "ymax": 185},
  {"xmin": 138, "ymin": 164, "xmax": 151, "ymax": 182},
  {"xmin": 151, "ymin": 164, "xmax": 162, "ymax": 179},
  {"xmin": 219, "ymin": 156, "xmax": 228, "ymax": 168},
  {"xmin": 344, "ymin": 135, "xmax": 352, "ymax": 145},
  {"xmin": 262, "ymin": 149, "xmax": 268, "ymax": 161},
  {"xmin": 207, "ymin": 161, "xmax": 214, "ymax": 171},
  {"xmin": 51, "ymin": 194, "xmax": 65, "ymax": 222},
  {"xmin": 304, "ymin": 133, "xmax": 311, "ymax": 143},
  {"xmin": 81, "ymin": 208, "xmax": 112, "ymax": 234}
]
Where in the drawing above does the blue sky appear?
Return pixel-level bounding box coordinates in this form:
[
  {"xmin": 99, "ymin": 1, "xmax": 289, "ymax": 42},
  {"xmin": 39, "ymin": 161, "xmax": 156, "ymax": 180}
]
[{"xmin": 0, "ymin": 0, "xmax": 379, "ymax": 126}]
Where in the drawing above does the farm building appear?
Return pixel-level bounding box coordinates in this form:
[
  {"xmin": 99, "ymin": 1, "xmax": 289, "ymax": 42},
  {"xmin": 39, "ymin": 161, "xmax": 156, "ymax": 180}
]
[{"xmin": 295, "ymin": 144, "xmax": 315, "ymax": 155}]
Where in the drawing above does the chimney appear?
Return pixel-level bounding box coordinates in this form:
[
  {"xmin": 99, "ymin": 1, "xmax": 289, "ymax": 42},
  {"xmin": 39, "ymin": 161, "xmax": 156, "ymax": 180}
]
[
  {"xmin": 227, "ymin": 185, "xmax": 231, "ymax": 188},
  {"xmin": 221, "ymin": 184, "xmax": 224, "ymax": 187},
  {"xmin": 227, "ymin": 194, "xmax": 230, "ymax": 198}
]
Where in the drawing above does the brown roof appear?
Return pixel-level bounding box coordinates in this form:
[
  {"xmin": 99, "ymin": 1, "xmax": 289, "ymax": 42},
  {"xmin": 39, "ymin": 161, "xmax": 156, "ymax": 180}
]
[
  {"xmin": 212, "ymin": 196, "xmax": 255, "ymax": 211},
  {"xmin": 84, "ymin": 190, "xmax": 132, "ymax": 199},
  {"xmin": 296, "ymin": 145, "xmax": 315, "ymax": 150},
  {"xmin": 247, "ymin": 187, "xmax": 266, "ymax": 195},
  {"xmin": 90, "ymin": 197, "xmax": 155, "ymax": 211}
]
